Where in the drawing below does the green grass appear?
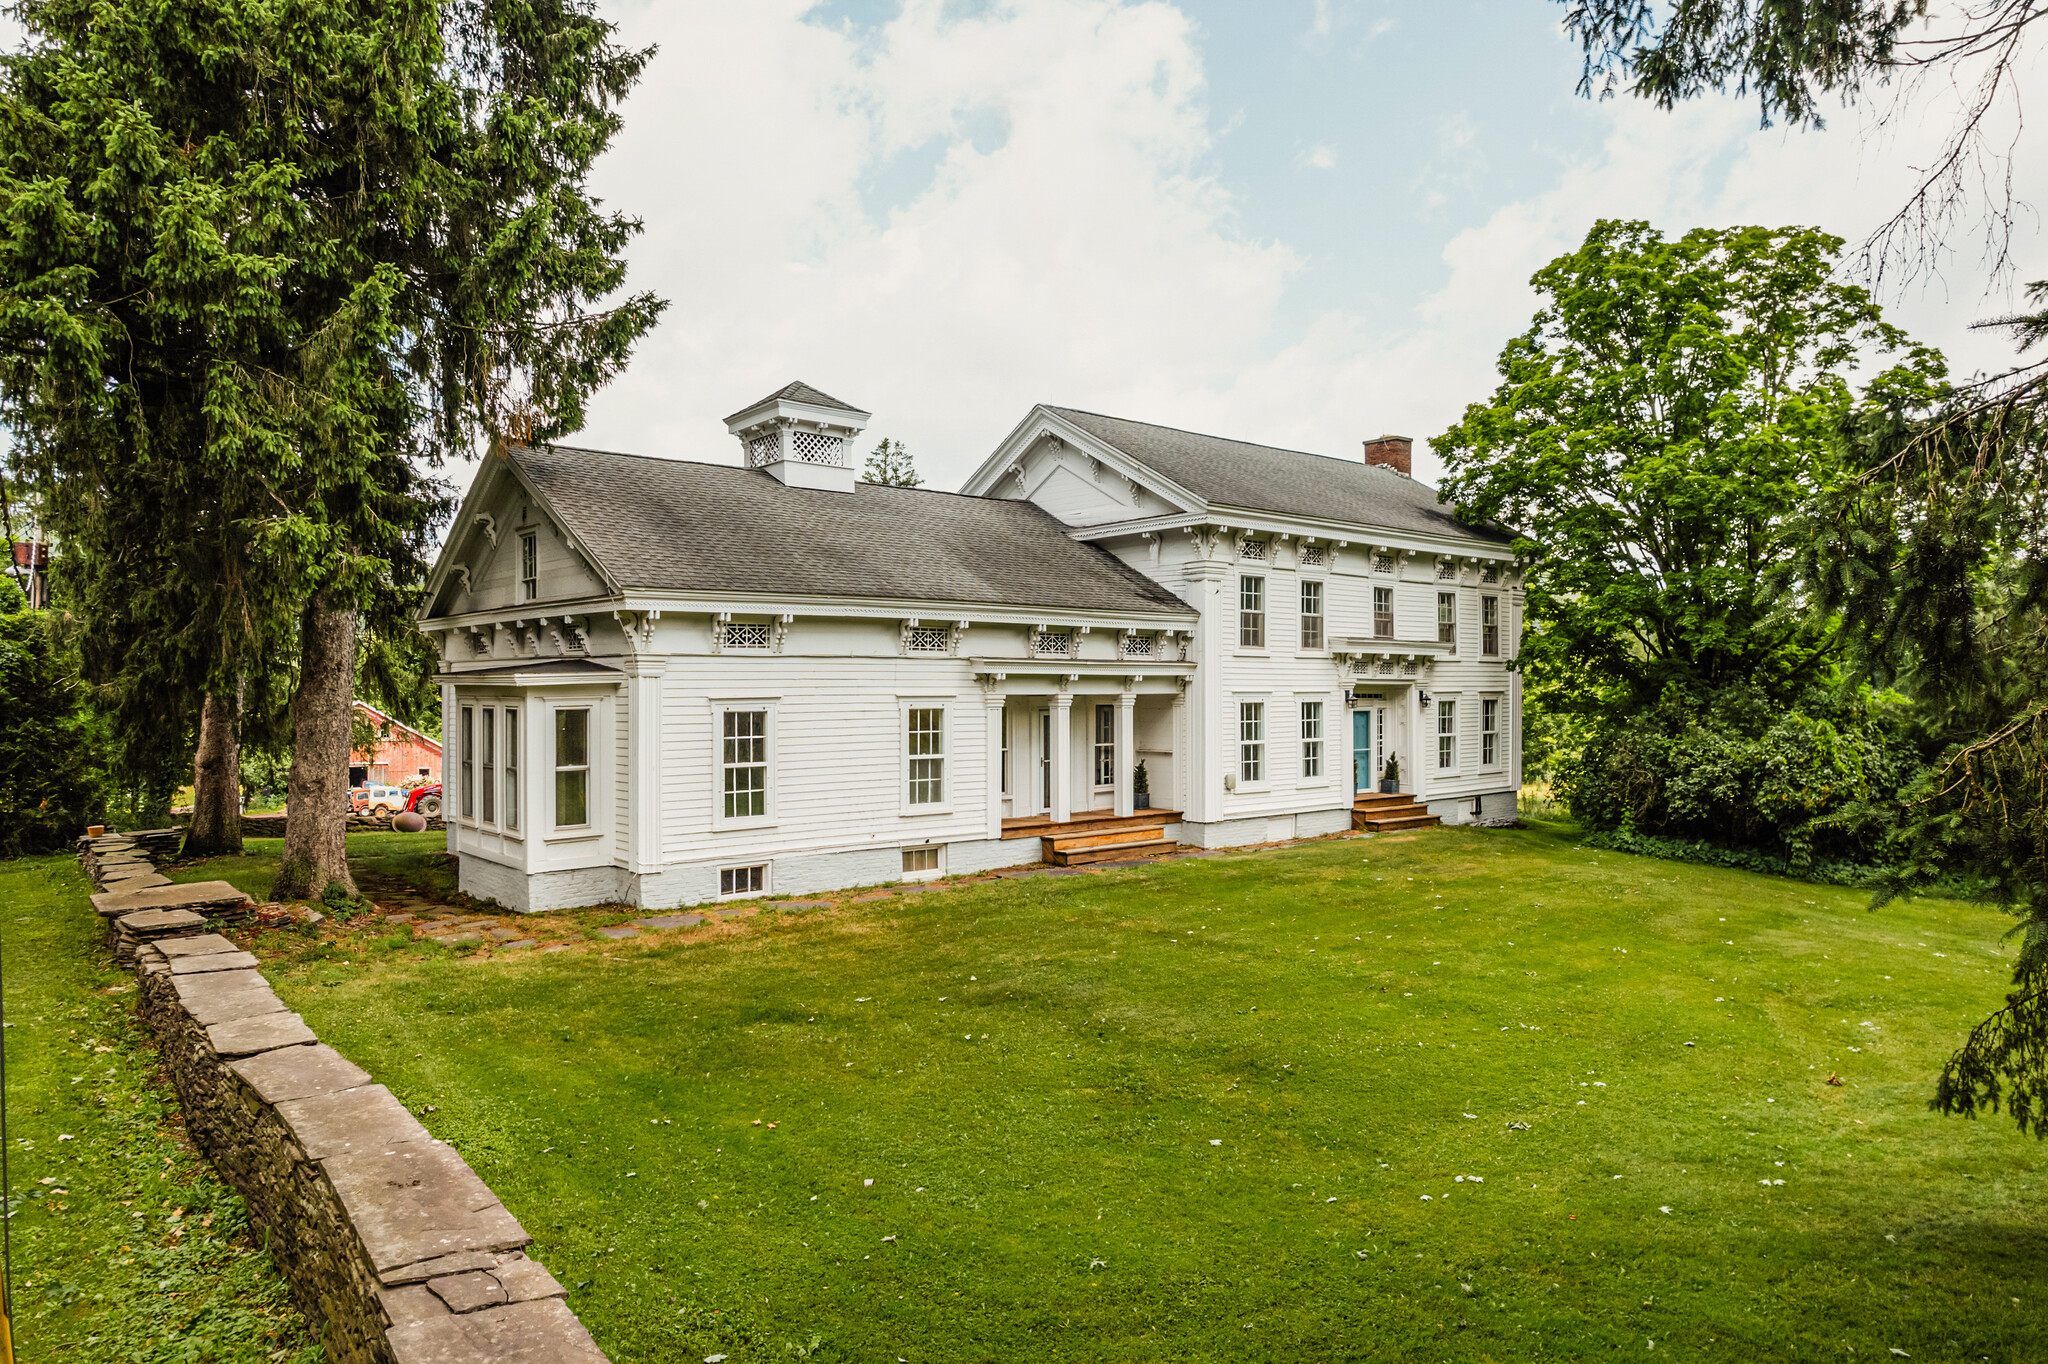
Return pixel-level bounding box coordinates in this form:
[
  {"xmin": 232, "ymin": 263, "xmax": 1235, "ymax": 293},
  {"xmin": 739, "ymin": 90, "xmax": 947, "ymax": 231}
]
[
  {"xmin": 203, "ymin": 821, "xmax": 2048, "ymax": 1362},
  {"xmin": 0, "ymin": 852, "xmax": 317, "ymax": 1362}
]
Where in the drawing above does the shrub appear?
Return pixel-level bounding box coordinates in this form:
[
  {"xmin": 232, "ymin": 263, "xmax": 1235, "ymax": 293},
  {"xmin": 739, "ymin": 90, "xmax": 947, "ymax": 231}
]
[{"xmin": 0, "ymin": 610, "xmax": 110, "ymax": 853}]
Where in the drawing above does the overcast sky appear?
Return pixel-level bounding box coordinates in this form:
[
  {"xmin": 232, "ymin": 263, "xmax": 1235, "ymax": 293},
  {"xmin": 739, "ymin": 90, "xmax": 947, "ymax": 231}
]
[{"xmin": 567, "ymin": 0, "xmax": 2048, "ymax": 490}]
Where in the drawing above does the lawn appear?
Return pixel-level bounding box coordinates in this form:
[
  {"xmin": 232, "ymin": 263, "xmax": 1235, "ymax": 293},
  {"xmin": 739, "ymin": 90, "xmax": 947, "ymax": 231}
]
[
  {"xmin": 0, "ymin": 852, "xmax": 317, "ymax": 1362},
  {"xmin": 97, "ymin": 824, "xmax": 2048, "ymax": 1358}
]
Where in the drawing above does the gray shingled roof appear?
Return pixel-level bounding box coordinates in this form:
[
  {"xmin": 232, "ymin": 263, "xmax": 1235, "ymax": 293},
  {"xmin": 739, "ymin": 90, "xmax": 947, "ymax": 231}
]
[
  {"xmin": 724, "ymin": 380, "xmax": 867, "ymax": 421},
  {"xmin": 509, "ymin": 444, "xmax": 1194, "ymax": 617},
  {"xmin": 1045, "ymin": 407, "xmax": 1511, "ymax": 546}
]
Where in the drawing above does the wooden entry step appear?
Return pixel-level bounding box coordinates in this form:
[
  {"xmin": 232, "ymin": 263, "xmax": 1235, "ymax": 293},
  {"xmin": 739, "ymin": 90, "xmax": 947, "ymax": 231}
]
[
  {"xmin": 1001, "ymin": 810, "xmax": 1181, "ymax": 841},
  {"xmin": 1046, "ymin": 829, "xmax": 1176, "ymax": 866},
  {"xmin": 1352, "ymin": 790, "xmax": 1440, "ymax": 832}
]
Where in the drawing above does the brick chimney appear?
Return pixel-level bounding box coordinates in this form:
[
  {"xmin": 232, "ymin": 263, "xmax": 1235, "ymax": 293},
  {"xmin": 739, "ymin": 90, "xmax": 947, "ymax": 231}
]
[{"xmin": 1362, "ymin": 435, "xmax": 1412, "ymax": 476}]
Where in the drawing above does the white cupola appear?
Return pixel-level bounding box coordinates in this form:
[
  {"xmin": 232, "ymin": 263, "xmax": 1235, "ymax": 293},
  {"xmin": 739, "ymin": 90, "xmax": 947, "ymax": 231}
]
[{"xmin": 723, "ymin": 381, "xmax": 871, "ymax": 493}]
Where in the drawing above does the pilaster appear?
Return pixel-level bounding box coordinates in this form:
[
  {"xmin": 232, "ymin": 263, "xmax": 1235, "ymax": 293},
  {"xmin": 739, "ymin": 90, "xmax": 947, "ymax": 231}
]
[
  {"xmin": 620, "ymin": 655, "xmax": 667, "ymax": 875},
  {"xmin": 1050, "ymin": 691, "xmax": 1074, "ymax": 824},
  {"xmin": 1113, "ymin": 690, "xmax": 1137, "ymax": 818}
]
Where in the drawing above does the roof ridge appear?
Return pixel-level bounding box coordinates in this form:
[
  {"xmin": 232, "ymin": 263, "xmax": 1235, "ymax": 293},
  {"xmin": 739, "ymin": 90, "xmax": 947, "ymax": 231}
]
[
  {"xmin": 1041, "ymin": 405, "xmax": 1453, "ymax": 497},
  {"xmin": 516, "ymin": 444, "xmax": 1047, "ymax": 505}
]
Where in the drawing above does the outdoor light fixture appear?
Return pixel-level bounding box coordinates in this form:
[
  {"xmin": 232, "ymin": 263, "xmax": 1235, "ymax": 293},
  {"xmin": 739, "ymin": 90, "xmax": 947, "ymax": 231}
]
[{"xmin": 1418, "ymin": 690, "xmax": 1433, "ymax": 710}]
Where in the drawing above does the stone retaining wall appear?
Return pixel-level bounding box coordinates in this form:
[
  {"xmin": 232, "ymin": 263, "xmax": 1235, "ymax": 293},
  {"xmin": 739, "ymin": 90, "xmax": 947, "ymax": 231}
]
[
  {"xmin": 236, "ymin": 813, "xmax": 448, "ymax": 838},
  {"xmin": 77, "ymin": 832, "xmax": 606, "ymax": 1364}
]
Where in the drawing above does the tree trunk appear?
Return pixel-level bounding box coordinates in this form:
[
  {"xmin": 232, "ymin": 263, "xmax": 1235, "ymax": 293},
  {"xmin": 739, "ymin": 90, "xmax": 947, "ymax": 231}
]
[
  {"xmin": 273, "ymin": 592, "xmax": 357, "ymax": 900},
  {"xmin": 183, "ymin": 685, "xmax": 243, "ymax": 857}
]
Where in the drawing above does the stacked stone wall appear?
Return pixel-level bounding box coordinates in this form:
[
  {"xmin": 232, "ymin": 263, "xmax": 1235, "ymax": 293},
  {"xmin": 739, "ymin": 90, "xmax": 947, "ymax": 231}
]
[{"xmin": 77, "ymin": 832, "xmax": 605, "ymax": 1364}]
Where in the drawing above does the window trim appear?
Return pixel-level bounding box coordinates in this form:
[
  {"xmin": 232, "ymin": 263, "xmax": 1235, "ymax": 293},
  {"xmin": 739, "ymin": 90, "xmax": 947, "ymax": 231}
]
[
  {"xmin": 1372, "ymin": 585, "xmax": 1394, "ymax": 640},
  {"xmin": 1437, "ymin": 697, "xmax": 1460, "ymax": 772},
  {"xmin": 1237, "ymin": 699, "xmax": 1268, "ymax": 789},
  {"xmin": 1481, "ymin": 594, "xmax": 1501, "ymax": 657},
  {"xmin": 901, "ymin": 699, "xmax": 953, "ymax": 815},
  {"xmin": 1298, "ymin": 578, "xmax": 1325, "ymax": 652},
  {"xmin": 553, "ymin": 705, "xmax": 594, "ymax": 831},
  {"xmin": 1299, "ymin": 697, "xmax": 1325, "ymax": 783},
  {"xmin": 711, "ymin": 700, "xmax": 779, "ymax": 830},
  {"xmin": 1480, "ymin": 694, "xmax": 1504, "ymax": 771},
  {"xmin": 1238, "ymin": 574, "xmax": 1266, "ymax": 650},
  {"xmin": 519, "ymin": 531, "xmax": 538, "ymax": 603},
  {"xmin": 1092, "ymin": 703, "xmax": 1116, "ymax": 790}
]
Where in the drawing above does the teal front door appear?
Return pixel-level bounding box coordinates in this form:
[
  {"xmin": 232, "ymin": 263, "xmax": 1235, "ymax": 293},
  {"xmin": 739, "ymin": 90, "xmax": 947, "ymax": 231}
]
[{"xmin": 1353, "ymin": 709, "xmax": 1373, "ymax": 791}]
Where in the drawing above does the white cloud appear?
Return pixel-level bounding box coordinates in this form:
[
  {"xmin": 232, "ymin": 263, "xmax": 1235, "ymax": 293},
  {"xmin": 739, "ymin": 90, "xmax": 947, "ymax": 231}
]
[
  {"xmin": 1297, "ymin": 143, "xmax": 1338, "ymax": 170},
  {"xmin": 571, "ymin": 0, "xmax": 2048, "ymax": 495}
]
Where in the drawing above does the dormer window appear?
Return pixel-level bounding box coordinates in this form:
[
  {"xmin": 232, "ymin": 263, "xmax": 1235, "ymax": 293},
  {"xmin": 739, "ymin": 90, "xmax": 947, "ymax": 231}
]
[{"xmin": 519, "ymin": 532, "xmax": 538, "ymax": 601}]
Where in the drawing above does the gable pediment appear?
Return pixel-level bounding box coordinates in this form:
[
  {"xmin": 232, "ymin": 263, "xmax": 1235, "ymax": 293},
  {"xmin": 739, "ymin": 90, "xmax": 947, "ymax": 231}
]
[
  {"xmin": 961, "ymin": 406, "xmax": 1201, "ymax": 526},
  {"xmin": 424, "ymin": 458, "xmax": 610, "ymax": 619}
]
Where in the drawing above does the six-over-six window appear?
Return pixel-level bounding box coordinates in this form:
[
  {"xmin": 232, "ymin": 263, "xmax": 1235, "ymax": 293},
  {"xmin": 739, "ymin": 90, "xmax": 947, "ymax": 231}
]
[{"xmin": 908, "ymin": 707, "xmax": 945, "ymax": 805}]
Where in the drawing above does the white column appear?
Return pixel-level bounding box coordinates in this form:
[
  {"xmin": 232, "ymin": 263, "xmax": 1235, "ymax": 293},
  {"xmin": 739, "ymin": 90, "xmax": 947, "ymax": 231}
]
[
  {"xmin": 1114, "ymin": 691, "xmax": 1137, "ymax": 818},
  {"xmin": 521, "ymin": 694, "xmax": 545, "ymax": 869},
  {"xmin": 622, "ymin": 658, "xmax": 666, "ymax": 881},
  {"xmin": 440, "ymin": 681, "xmax": 458, "ymax": 855},
  {"xmin": 1050, "ymin": 691, "xmax": 1074, "ymax": 823},
  {"xmin": 983, "ymin": 686, "xmax": 1006, "ymax": 840}
]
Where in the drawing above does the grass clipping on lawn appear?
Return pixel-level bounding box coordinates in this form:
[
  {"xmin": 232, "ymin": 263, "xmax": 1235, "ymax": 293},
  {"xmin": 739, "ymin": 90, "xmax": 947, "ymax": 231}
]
[{"xmin": 225, "ymin": 825, "xmax": 2048, "ymax": 1361}]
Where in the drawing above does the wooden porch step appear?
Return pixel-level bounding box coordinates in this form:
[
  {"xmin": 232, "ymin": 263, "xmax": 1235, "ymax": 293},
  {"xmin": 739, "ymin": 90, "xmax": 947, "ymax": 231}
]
[
  {"xmin": 1353, "ymin": 791, "xmax": 1420, "ymax": 808},
  {"xmin": 1001, "ymin": 810, "xmax": 1181, "ymax": 841},
  {"xmin": 1049, "ymin": 825, "xmax": 1168, "ymax": 852},
  {"xmin": 1354, "ymin": 808, "xmax": 1440, "ymax": 832},
  {"xmin": 1047, "ymin": 837, "xmax": 1179, "ymax": 866}
]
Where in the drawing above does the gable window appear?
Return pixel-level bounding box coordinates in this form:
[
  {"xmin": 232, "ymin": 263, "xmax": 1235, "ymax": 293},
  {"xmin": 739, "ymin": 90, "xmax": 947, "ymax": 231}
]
[
  {"xmin": 555, "ymin": 707, "xmax": 590, "ymax": 828},
  {"xmin": 503, "ymin": 708, "xmax": 519, "ymax": 830},
  {"xmin": 1094, "ymin": 704, "xmax": 1115, "ymax": 787},
  {"xmin": 519, "ymin": 532, "xmax": 538, "ymax": 602},
  {"xmin": 908, "ymin": 707, "xmax": 945, "ymax": 805},
  {"xmin": 1239, "ymin": 575, "xmax": 1266, "ymax": 648},
  {"xmin": 480, "ymin": 709, "xmax": 496, "ymax": 824},
  {"xmin": 1481, "ymin": 595, "xmax": 1500, "ymax": 656},
  {"xmin": 1239, "ymin": 702, "xmax": 1265, "ymax": 783},
  {"xmin": 1437, "ymin": 699, "xmax": 1458, "ymax": 771},
  {"xmin": 722, "ymin": 709, "xmax": 769, "ymax": 819},
  {"xmin": 460, "ymin": 706, "xmax": 475, "ymax": 819},
  {"xmin": 1438, "ymin": 592, "xmax": 1458, "ymax": 651},
  {"xmin": 1373, "ymin": 586, "xmax": 1394, "ymax": 639},
  {"xmin": 1301, "ymin": 700, "xmax": 1323, "ymax": 778},
  {"xmin": 1482, "ymin": 698, "xmax": 1501, "ymax": 767},
  {"xmin": 1299, "ymin": 580, "xmax": 1324, "ymax": 650}
]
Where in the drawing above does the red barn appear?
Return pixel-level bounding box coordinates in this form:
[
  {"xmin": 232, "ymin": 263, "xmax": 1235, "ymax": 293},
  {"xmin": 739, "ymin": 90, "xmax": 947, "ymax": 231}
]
[{"xmin": 350, "ymin": 701, "xmax": 442, "ymax": 789}]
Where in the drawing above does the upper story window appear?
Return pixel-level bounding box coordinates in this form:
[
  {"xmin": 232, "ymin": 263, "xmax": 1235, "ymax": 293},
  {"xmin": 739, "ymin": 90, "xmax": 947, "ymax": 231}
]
[
  {"xmin": 1481, "ymin": 595, "xmax": 1500, "ymax": 656},
  {"xmin": 1299, "ymin": 579, "xmax": 1324, "ymax": 650},
  {"xmin": 555, "ymin": 708, "xmax": 590, "ymax": 828},
  {"xmin": 519, "ymin": 532, "xmax": 538, "ymax": 602},
  {"xmin": 1239, "ymin": 575, "xmax": 1266, "ymax": 648},
  {"xmin": 1438, "ymin": 592, "xmax": 1458, "ymax": 652},
  {"xmin": 1120, "ymin": 632, "xmax": 1155, "ymax": 659},
  {"xmin": 1373, "ymin": 586, "xmax": 1394, "ymax": 639}
]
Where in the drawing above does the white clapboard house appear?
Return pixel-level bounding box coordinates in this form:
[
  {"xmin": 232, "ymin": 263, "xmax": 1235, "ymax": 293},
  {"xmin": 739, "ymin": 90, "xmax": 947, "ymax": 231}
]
[{"xmin": 421, "ymin": 382, "xmax": 1521, "ymax": 912}]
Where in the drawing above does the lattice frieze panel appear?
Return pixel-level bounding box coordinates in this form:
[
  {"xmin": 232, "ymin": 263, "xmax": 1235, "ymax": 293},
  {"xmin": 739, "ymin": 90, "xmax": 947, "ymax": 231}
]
[
  {"xmin": 790, "ymin": 430, "xmax": 846, "ymax": 465},
  {"xmin": 1033, "ymin": 631, "xmax": 1075, "ymax": 657},
  {"xmin": 1120, "ymin": 634, "xmax": 1155, "ymax": 658},
  {"xmin": 906, "ymin": 627, "xmax": 950, "ymax": 654},
  {"xmin": 1373, "ymin": 553, "xmax": 1396, "ymax": 575},
  {"xmin": 1300, "ymin": 544, "xmax": 1326, "ymax": 566},
  {"xmin": 745, "ymin": 432, "xmax": 782, "ymax": 468},
  {"xmin": 1238, "ymin": 538, "xmax": 1268, "ymax": 561},
  {"xmin": 1481, "ymin": 563, "xmax": 1501, "ymax": 583},
  {"xmin": 1437, "ymin": 558, "xmax": 1458, "ymax": 580},
  {"xmin": 1375, "ymin": 657, "xmax": 1397, "ymax": 676},
  {"xmin": 721, "ymin": 622, "xmax": 772, "ymax": 650}
]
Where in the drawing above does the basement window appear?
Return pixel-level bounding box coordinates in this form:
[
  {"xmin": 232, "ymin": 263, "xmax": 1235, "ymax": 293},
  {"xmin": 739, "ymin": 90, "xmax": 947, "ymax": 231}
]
[
  {"xmin": 902, "ymin": 846, "xmax": 941, "ymax": 875},
  {"xmin": 720, "ymin": 864, "xmax": 766, "ymax": 897}
]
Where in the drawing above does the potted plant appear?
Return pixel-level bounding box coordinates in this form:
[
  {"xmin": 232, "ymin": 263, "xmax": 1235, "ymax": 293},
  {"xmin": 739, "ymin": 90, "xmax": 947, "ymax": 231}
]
[
  {"xmin": 1133, "ymin": 760, "xmax": 1152, "ymax": 810},
  {"xmin": 1379, "ymin": 753, "xmax": 1401, "ymax": 794}
]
